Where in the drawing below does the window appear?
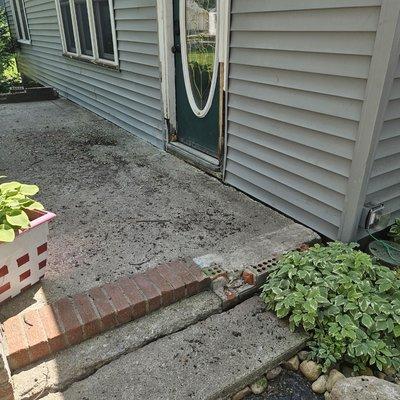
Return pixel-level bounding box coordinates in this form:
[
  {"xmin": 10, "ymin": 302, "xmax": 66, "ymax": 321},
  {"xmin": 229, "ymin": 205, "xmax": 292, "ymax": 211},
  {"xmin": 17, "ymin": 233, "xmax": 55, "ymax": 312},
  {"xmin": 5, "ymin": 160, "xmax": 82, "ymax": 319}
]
[
  {"xmin": 10, "ymin": 0, "xmax": 30, "ymax": 44},
  {"xmin": 55, "ymin": 0, "xmax": 118, "ymax": 66}
]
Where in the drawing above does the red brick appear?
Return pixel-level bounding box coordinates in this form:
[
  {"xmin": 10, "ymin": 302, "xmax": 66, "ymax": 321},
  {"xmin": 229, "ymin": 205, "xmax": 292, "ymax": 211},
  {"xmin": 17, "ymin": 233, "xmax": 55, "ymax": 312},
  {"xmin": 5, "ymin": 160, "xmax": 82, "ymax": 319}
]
[
  {"xmin": 19, "ymin": 270, "xmax": 31, "ymax": 282},
  {"xmin": 3, "ymin": 315, "xmax": 29, "ymax": 371},
  {"xmin": 16, "ymin": 254, "xmax": 29, "ymax": 267},
  {"xmin": 54, "ymin": 298, "xmax": 83, "ymax": 345},
  {"xmin": 0, "ymin": 381, "xmax": 13, "ymax": 398},
  {"xmin": 242, "ymin": 270, "xmax": 255, "ymax": 285},
  {"xmin": 170, "ymin": 261, "xmax": 199, "ymax": 296},
  {"xmin": 38, "ymin": 304, "xmax": 67, "ymax": 353},
  {"xmin": 22, "ymin": 309, "xmax": 51, "ymax": 364},
  {"xmin": 102, "ymin": 284, "xmax": 131, "ymax": 325},
  {"xmin": 37, "ymin": 243, "xmax": 48, "ymax": 255},
  {"xmin": 73, "ymin": 293, "xmax": 102, "ymax": 339},
  {"xmin": 156, "ymin": 263, "xmax": 186, "ymax": 302},
  {"xmin": 145, "ymin": 268, "xmax": 174, "ymax": 306},
  {"xmin": 0, "ymin": 265, "xmax": 8, "ymax": 278},
  {"xmin": 132, "ymin": 274, "xmax": 161, "ymax": 312},
  {"xmin": 116, "ymin": 277, "xmax": 147, "ymax": 319},
  {"xmin": 184, "ymin": 262, "xmax": 211, "ymax": 291},
  {"xmin": 38, "ymin": 260, "xmax": 47, "ymax": 269},
  {"xmin": 0, "ymin": 283, "xmax": 11, "ymax": 296},
  {"xmin": 89, "ymin": 287, "xmax": 117, "ymax": 330}
]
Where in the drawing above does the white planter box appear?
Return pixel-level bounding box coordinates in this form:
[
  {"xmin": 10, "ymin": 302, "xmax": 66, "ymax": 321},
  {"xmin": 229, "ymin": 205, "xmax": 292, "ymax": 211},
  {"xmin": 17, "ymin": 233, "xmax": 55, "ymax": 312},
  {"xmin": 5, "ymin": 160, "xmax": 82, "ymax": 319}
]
[{"xmin": 0, "ymin": 210, "xmax": 55, "ymax": 304}]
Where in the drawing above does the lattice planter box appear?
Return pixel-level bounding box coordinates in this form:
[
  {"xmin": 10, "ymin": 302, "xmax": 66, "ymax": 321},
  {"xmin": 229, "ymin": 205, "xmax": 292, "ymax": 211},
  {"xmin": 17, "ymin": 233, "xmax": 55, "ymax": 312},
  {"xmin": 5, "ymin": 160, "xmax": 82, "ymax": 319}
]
[{"xmin": 0, "ymin": 210, "xmax": 55, "ymax": 304}]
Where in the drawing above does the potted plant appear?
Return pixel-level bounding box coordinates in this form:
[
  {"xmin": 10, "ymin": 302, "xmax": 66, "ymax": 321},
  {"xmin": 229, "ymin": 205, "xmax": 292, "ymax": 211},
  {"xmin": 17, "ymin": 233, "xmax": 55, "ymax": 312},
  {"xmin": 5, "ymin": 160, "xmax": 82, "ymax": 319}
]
[{"xmin": 0, "ymin": 178, "xmax": 55, "ymax": 303}]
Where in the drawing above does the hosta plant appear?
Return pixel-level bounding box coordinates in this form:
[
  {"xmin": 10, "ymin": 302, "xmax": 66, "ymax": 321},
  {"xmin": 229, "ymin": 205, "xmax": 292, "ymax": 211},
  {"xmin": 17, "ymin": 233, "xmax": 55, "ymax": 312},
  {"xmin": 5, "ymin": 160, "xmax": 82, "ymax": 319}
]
[
  {"xmin": 389, "ymin": 218, "xmax": 400, "ymax": 244},
  {"xmin": 0, "ymin": 179, "xmax": 44, "ymax": 243},
  {"xmin": 261, "ymin": 242, "xmax": 400, "ymax": 373}
]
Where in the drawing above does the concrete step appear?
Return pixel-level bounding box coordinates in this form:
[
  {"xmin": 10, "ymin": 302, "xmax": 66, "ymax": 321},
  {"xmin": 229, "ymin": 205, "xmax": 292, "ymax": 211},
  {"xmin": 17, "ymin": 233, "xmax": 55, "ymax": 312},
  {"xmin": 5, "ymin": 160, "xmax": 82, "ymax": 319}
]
[
  {"xmin": 12, "ymin": 292, "xmax": 222, "ymax": 400},
  {"xmin": 38, "ymin": 297, "xmax": 307, "ymax": 400}
]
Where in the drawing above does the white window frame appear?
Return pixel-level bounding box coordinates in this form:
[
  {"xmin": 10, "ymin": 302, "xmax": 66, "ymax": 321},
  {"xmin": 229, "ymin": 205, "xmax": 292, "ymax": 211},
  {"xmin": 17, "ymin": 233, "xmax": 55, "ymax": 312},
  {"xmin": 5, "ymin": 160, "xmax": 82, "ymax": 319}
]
[
  {"xmin": 55, "ymin": 0, "xmax": 119, "ymax": 67},
  {"xmin": 10, "ymin": 0, "xmax": 31, "ymax": 44}
]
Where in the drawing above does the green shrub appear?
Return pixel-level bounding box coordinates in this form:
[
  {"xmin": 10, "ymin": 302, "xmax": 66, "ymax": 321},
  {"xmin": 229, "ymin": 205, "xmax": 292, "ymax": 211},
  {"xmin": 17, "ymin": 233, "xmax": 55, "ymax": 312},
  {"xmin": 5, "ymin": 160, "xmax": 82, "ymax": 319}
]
[
  {"xmin": 389, "ymin": 218, "xmax": 400, "ymax": 244},
  {"xmin": 0, "ymin": 179, "xmax": 43, "ymax": 243},
  {"xmin": 261, "ymin": 242, "xmax": 400, "ymax": 373}
]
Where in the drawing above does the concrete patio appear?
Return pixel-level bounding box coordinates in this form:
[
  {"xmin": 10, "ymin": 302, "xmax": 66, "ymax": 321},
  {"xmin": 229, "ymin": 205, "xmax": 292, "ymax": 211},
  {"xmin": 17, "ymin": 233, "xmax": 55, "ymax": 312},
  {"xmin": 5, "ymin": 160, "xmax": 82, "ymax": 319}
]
[
  {"xmin": 0, "ymin": 98, "xmax": 320, "ymax": 400},
  {"xmin": 0, "ymin": 98, "xmax": 316, "ymax": 320}
]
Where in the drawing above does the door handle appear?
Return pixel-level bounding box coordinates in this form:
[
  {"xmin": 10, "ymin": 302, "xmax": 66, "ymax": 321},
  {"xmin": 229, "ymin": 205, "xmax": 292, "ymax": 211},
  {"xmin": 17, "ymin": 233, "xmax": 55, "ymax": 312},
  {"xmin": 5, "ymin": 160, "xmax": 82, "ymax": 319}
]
[{"xmin": 171, "ymin": 45, "xmax": 181, "ymax": 54}]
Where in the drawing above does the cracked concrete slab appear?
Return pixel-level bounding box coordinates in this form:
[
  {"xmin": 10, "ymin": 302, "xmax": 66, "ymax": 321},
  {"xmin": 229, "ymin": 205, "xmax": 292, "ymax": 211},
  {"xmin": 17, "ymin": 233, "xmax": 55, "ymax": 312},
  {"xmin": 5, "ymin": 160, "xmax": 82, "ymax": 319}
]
[
  {"xmin": 41, "ymin": 297, "xmax": 307, "ymax": 400},
  {"xmin": 13, "ymin": 291, "xmax": 222, "ymax": 400},
  {"xmin": 0, "ymin": 99, "xmax": 317, "ymax": 319}
]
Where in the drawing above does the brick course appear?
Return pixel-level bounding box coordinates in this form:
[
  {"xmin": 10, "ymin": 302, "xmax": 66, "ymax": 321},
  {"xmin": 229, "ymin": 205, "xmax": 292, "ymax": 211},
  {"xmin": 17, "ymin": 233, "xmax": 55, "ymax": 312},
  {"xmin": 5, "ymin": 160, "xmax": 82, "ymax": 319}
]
[{"xmin": 2, "ymin": 261, "xmax": 210, "ymax": 372}]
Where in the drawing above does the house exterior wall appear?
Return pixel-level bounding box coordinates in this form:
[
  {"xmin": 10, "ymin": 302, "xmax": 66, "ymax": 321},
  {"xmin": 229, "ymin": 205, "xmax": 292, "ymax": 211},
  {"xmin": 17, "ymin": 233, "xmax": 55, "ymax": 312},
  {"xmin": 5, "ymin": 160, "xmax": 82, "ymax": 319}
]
[
  {"xmin": 365, "ymin": 53, "xmax": 400, "ymax": 230},
  {"xmin": 5, "ymin": 0, "xmax": 165, "ymax": 148},
  {"xmin": 224, "ymin": 0, "xmax": 400, "ymax": 240}
]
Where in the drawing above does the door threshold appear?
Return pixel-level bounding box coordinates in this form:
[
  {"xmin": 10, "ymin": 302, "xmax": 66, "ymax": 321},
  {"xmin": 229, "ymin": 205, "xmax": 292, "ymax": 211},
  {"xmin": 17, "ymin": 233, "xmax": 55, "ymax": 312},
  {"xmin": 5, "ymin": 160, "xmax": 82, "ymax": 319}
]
[{"xmin": 167, "ymin": 142, "xmax": 221, "ymax": 175}]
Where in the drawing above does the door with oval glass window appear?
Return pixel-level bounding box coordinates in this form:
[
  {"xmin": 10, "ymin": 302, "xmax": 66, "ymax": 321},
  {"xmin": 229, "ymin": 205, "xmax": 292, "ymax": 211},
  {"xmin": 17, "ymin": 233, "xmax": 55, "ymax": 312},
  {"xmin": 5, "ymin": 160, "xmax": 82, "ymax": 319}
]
[{"xmin": 172, "ymin": 0, "xmax": 220, "ymax": 158}]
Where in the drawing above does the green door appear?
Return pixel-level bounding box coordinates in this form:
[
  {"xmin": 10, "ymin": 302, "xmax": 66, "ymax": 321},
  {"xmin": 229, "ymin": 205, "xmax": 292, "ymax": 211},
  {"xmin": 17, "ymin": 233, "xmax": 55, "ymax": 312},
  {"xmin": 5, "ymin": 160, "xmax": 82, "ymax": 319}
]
[{"xmin": 172, "ymin": 0, "xmax": 220, "ymax": 158}]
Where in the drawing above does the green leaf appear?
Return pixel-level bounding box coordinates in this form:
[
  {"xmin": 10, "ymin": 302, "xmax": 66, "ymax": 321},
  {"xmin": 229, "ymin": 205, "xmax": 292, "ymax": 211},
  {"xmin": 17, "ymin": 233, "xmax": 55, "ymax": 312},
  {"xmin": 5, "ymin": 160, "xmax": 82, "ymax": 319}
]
[
  {"xmin": 361, "ymin": 314, "xmax": 374, "ymax": 329},
  {"xmin": 19, "ymin": 184, "xmax": 39, "ymax": 196},
  {"xmin": 5, "ymin": 210, "xmax": 30, "ymax": 228},
  {"xmin": 0, "ymin": 224, "xmax": 15, "ymax": 242}
]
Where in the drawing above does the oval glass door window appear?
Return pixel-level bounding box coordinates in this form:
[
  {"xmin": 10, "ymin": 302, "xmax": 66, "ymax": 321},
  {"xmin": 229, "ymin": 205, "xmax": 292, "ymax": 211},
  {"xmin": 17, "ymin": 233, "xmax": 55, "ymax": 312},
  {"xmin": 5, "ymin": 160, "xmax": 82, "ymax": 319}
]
[{"xmin": 180, "ymin": 0, "xmax": 219, "ymax": 118}]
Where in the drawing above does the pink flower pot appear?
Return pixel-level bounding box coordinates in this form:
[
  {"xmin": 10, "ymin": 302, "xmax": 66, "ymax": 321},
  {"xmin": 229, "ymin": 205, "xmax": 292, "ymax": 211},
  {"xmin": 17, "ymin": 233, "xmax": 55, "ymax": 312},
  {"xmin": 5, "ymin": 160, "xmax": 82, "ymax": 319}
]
[{"xmin": 0, "ymin": 210, "xmax": 56, "ymax": 304}]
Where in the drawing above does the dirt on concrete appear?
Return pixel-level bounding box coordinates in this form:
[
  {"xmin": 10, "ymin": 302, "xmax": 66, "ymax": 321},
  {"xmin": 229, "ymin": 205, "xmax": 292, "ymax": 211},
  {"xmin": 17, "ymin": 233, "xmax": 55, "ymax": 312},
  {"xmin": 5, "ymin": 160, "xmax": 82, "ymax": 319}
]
[{"xmin": 0, "ymin": 99, "xmax": 315, "ymax": 319}]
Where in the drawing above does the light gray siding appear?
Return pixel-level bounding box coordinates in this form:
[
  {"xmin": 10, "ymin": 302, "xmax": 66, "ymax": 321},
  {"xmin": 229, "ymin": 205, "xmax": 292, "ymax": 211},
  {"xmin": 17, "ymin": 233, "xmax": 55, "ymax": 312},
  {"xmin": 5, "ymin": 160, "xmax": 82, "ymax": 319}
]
[
  {"xmin": 225, "ymin": 0, "xmax": 382, "ymax": 239},
  {"xmin": 366, "ymin": 53, "xmax": 400, "ymax": 226},
  {"xmin": 6, "ymin": 0, "xmax": 164, "ymax": 147}
]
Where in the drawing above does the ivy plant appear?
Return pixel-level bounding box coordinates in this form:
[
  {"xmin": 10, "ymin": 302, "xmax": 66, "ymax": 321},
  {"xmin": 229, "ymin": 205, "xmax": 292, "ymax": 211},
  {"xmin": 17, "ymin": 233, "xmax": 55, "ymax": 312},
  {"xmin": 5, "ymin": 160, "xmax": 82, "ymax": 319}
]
[
  {"xmin": 389, "ymin": 218, "xmax": 400, "ymax": 243},
  {"xmin": 261, "ymin": 242, "xmax": 400, "ymax": 373},
  {"xmin": 0, "ymin": 178, "xmax": 43, "ymax": 243}
]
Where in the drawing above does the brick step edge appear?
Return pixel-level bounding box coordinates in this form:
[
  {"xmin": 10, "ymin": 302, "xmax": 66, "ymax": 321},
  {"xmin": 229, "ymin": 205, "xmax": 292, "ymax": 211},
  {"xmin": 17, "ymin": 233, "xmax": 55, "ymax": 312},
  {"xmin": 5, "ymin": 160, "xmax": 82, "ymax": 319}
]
[{"xmin": 1, "ymin": 261, "xmax": 210, "ymax": 372}]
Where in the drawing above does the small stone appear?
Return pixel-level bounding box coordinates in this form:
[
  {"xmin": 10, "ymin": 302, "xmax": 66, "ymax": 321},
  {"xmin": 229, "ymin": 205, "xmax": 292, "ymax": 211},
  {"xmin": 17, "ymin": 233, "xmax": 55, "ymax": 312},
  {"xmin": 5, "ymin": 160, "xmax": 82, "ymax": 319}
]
[
  {"xmin": 266, "ymin": 366, "xmax": 282, "ymax": 380},
  {"xmin": 250, "ymin": 377, "xmax": 268, "ymax": 394},
  {"xmin": 324, "ymin": 392, "xmax": 332, "ymax": 400},
  {"xmin": 298, "ymin": 350, "xmax": 309, "ymax": 361},
  {"xmin": 377, "ymin": 372, "xmax": 387, "ymax": 380},
  {"xmin": 232, "ymin": 387, "xmax": 252, "ymax": 400},
  {"xmin": 312, "ymin": 375, "xmax": 327, "ymax": 394},
  {"xmin": 326, "ymin": 369, "xmax": 345, "ymax": 392},
  {"xmin": 359, "ymin": 367, "xmax": 374, "ymax": 377},
  {"xmin": 283, "ymin": 355, "xmax": 300, "ymax": 371},
  {"xmin": 299, "ymin": 360, "xmax": 322, "ymax": 382}
]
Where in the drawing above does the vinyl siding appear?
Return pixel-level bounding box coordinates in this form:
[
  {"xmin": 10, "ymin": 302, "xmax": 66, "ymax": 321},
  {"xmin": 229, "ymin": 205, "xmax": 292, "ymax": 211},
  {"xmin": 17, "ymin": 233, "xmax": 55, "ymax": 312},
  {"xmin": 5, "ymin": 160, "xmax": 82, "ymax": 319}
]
[
  {"xmin": 365, "ymin": 53, "xmax": 400, "ymax": 229},
  {"xmin": 225, "ymin": 0, "xmax": 382, "ymax": 239},
  {"xmin": 5, "ymin": 0, "xmax": 164, "ymax": 148}
]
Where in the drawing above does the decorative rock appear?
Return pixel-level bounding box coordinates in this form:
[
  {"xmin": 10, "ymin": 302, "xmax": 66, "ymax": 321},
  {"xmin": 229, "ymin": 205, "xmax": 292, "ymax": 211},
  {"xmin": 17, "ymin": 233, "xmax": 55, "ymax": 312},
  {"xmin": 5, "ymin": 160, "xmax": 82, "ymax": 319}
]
[
  {"xmin": 377, "ymin": 372, "xmax": 387, "ymax": 380},
  {"xmin": 326, "ymin": 369, "xmax": 345, "ymax": 392},
  {"xmin": 232, "ymin": 386, "xmax": 252, "ymax": 400},
  {"xmin": 311, "ymin": 375, "xmax": 327, "ymax": 394},
  {"xmin": 299, "ymin": 360, "xmax": 322, "ymax": 382},
  {"xmin": 359, "ymin": 367, "xmax": 374, "ymax": 377},
  {"xmin": 266, "ymin": 366, "xmax": 282, "ymax": 380},
  {"xmin": 250, "ymin": 377, "xmax": 268, "ymax": 395},
  {"xmin": 324, "ymin": 392, "xmax": 332, "ymax": 400},
  {"xmin": 298, "ymin": 350, "xmax": 309, "ymax": 361},
  {"xmin": 330, "ymin": 376, "xmax": 400, "ymax": 400},
  {"xmin": 283, "ymin": 355, "xmax": 300, "ymax": 371}
]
